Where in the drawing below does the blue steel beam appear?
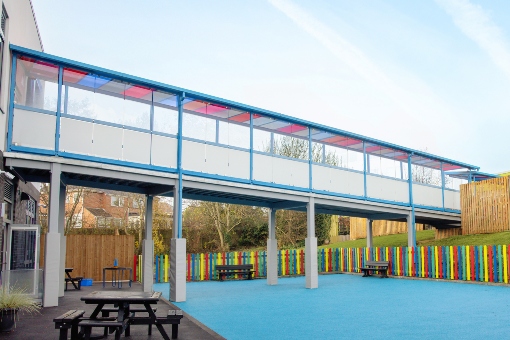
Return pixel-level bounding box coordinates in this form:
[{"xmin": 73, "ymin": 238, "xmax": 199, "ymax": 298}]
[{"xmin": 9, "ymin": 44, "xmax": 479, "ymax": 171}]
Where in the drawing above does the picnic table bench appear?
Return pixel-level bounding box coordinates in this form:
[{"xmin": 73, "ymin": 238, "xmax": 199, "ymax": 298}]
[
  {"xmin": 53, "ymin": 309, "xmax": 85, "ymax": 340},
  {"xmin": 216, "ymin": 264, "xmax": 255, "ymax": 281},
  {"xmin": 360, "ymin": 261, "xmax": 390, "ymax": 278},
  {"xmin": 65, "ymin": 268, "xmax": 83, "ymax": 291}
]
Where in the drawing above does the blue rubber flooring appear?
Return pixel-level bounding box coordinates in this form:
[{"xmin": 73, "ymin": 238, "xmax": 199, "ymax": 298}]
[{"xmin": 154, "ymin": 274, "xmax": 510, "ymax": 339}]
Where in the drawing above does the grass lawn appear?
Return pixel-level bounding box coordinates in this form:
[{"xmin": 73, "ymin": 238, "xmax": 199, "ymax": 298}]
[{"xmin": 322, "ymin": 230, "xmax": 510, "ymax": 249}]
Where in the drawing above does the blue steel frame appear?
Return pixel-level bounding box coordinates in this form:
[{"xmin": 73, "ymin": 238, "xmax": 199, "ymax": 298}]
[
  {"xmin": 408, "ymin": 154, "xmax": 416, "ymax": 246},
  {"xmin": 363, "ymin": 141, "xmax": 367, "ymax": 199},
  {"xmin": 55, "ymin": 66, "xmax": 63, "ymax": 155},
  {"xmin": 9, "ymin": 44, "xmax": 479, "ymax": 171},
  {"xmin": 176, "ymin": 93, "xmax": 184, "ymax": 238},
  {"xmin": 7, "ymin": 45, "xmax": 477, "ymax": 220}
]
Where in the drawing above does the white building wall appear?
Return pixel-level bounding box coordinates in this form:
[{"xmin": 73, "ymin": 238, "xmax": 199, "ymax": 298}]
[{"xmin": 0, "ymin": 0, "xmax": 43, "ymax": 152}]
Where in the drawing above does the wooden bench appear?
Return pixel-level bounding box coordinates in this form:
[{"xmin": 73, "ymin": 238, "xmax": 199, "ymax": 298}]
[
  {"xmin": 79, "ymin": 319, "xmax": 128, "ymax": 340},
  {"xmin": 360, "ymin": 261, "xmax": 390, "ymax": 278},
  {"xmin": 101, "ymin": 307, "xmax": 157, "ymax": 336},
  {"xmin": 129, "ymin": 309, "xmax": 184, "ymax": 339},
  {"xmin": 53, "ymin": 309, "xmax": 85, "ymax": 340},
  {"xmin": 216, "ymin": 264, "xmax": 255, "ymax": 281},
  {"xmin": 65, "ymin": 276, "xmax": 83, "ymax": 291}
]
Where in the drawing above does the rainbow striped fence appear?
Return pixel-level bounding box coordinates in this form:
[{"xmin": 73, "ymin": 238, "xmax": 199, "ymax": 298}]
[{"xmin": 137, "ymin": 245, "xmax": 510, "ymax": 284}]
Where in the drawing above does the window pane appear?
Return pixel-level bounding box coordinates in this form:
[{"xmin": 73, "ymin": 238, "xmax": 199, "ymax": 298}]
[
  {"xmin": 183, "ymin": 113, "xmax": 215, "ymax": 142},
  {"xmin": 123, "ymin": 99, "xmax": 150, "ymax": 129},
  {"xmin": 253, "ymin": 129, "xmax": 271, "ymax": 152},
  {"xmin": 66, "ymin": 86, "xmax": 95, "ymax": 119},
  {"xmin": 63, "ymin": 68, "xmax": 150, "ymax": 129},
  {"xmin": 273, "ymin": 133, "xmax": 308, "ymax": 160},
  {"xmin": 154, "ymin": 105, "xmax": 178, "ymax": 135},
  {"xmin": 218, "ymin": 121, "xmax": 249, "ymax": 149},
  {"xmin": 15, "ymin": 56, "xmax": 59, "ymax": 111}
]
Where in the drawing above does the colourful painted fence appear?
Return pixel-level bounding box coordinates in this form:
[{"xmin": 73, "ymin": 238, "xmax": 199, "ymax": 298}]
[{"xmin": 138, "ymin": 245, "xmax": 510, "ymax": 284}]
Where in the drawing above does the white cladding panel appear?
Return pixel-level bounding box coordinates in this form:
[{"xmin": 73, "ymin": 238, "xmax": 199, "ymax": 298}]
[
  {"xmin": 59, "ymin": 117, "xmax": 93, "ymax": 155},
  {"xmin": 227, "ymin": 148, "xmax": 250, "ymax": 179},
  {"xmin": 273, "ymin": 157, "xmax": 309, "ymax": 188},
  {"xmin": 367, "ymin": 175, "xmax": 409, "ymax": 203},
  {"xmin": 92, "ymin": 124, "xmax": 123, "ymax": 160},
  {"xmin": 12, "ymin": 109, "xmax": 55, "ymax": 150},
  {"xmin": 313, "ymin": 165, "xmax": 364, "ymax": 196},
  {"xmin": 312, "ymin": 165, "xmax": 331, "ymax": 191},
  {"xmin": 151, "ymin": 135, "xmax": 177, "ymax": 168},
  {"xmin": 204, "ymin": 144, "xmax": 229, "ymax": 176},
  {"xmin": 181, "ymin": 141, "xmax": 249, "ymax": 179},
  {"xmin": 413, "ymin": 183, "xmax": 443, "ymax": 208},
  {"xmin": 253, "ymin": 153, "xmax": 273, "ymax": 183},
  {"xmin": 123, "ymin": 130, "xmax": 150, "ymax": 164},
  {"xmin": 182, "ymin": 140, "xmax": 207, "ymax": 172},
  {"xmin": 444, "ymin": 190, "xmax": 460, "ymax": 210},
  {"xmin": 253, "ymin": 154, "xmax": 308, "ymax": 188}
]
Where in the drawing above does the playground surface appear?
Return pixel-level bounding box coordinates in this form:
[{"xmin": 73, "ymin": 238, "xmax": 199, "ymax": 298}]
[{"xmin": 155, "ymin": 274, "xmax": 510, "ymax": 339}]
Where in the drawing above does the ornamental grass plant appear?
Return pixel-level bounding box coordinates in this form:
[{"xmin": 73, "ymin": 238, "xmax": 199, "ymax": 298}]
[{"xmin": 0, "ymin": 285, "xmax": 41, "ymax": 316}]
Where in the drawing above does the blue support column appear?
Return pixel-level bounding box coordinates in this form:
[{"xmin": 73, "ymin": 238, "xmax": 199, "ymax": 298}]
[
  {"xmin": 55, "ymin": 66, "xmax": 63, "ymax": 155},
  {"xmin": 363, "ymin": 141, "xmax": 367, "ymax": 199},
  {"xmin": 308, "ymin": 128, "xmax": 312, "ymax": 191},
  {"xmin": 171, "ymin": 92, "xmax": 186, "ymax": 302},
  {"xmin": 407, "ymin": 153, "xmax": 416, "ymax": 247},
  {"xmin": 149, "ymin": 91, "xmax": 154, "ymax": 165},
  {"xmin": 250, "ymin": 113, "xmax": 253, "ymax": 183},
  {"xmin": 441, "ymin": 162, "xmax": 445, "ymax": 211},
  {"xmin": 7, "ymin": 54, "xmax": 17, "ymax": 151},
  {"xmin": 176, "ymin": 93, "xmax": 184, "ymax": 238}
]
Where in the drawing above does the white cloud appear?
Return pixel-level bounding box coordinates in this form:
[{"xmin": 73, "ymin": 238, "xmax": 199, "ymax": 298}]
[
  {"xmin": 436, "ymin": 0, "xmax": 510, "ymax": 80},
  {"xmin": 266, "ymin": 0, "xmax": 466, "ymax": 159},
  {"xmin": 267, "ymin": 0, "xmax": 413, "ymax": 113}
]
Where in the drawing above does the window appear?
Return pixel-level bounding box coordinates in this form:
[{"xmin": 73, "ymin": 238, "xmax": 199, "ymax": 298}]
[
  {"xmin": 132, "ymin": 200, "xmax": 140, "ymax": 209},
  {"xmin": 3, "ymin": 179, "xmax": 13, "ymax": 222},
  {"xmin": 110, "ymin": 195, "xmax": 124, "ymax": 207},
  {"xmin": 25, "ymin": 197, "xmax": 36, "ymax": 224}
]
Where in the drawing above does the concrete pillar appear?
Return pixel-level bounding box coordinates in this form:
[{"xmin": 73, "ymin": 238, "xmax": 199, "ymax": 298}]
[
  {"xmin": 170, "ymin": 186, "xmax": 186, "ymax": 302},
  {"xmin": 266, "ymin": 208, "xmax": 278, "ymax": 285},
  {"xmin": 305, "ymin": 197, "xmax": 318, "ymax": 289},
  {"xmin": 366, "ymin": 219, "xmax": 373, "ymax": 249},
  {"xmin": 142, "ymin": 195, "xmax": 154, "ymax": 293},
  {"xmin": 43, "ymin": 163, "xmax": 62, "ymax": 307},
  {"xmin": 58, "ymin": 183, "xmax": 66, "ymax": 297},
  {"xmin": 407, "ymin": 211, "xmax": 416, "ymax": 248}
]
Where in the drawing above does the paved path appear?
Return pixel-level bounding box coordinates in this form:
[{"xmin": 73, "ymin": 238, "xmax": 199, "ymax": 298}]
[{"xmin": 0, "ymin": 282, "xmax": 224, "ymax": 340}]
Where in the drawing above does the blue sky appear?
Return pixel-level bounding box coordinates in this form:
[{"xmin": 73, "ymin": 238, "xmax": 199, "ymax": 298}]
[{"xmin": 31, "ymin": 0, "xmax": 510, "ymax": 173}]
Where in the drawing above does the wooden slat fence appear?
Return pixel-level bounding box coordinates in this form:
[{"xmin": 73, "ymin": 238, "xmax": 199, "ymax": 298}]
[
  {"xmin": 40, "ymin": 234, "xmax": 134, "ymax": 281},
  {"xmin": 461, "ymin": 177, "xmax": 510, "ymax": 235},
  {"xmin": 435, "ymin": 228, "xmax": 462, "ymax": 240},
  {"xmin": 350, "ymin": 218, "xmax": 425, "ymax": 240}
]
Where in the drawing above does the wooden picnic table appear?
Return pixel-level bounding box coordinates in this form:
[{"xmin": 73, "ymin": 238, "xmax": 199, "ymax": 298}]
[{"xmin": 80, "ymin": 291, "xmax": 174, "ymax": 340}]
